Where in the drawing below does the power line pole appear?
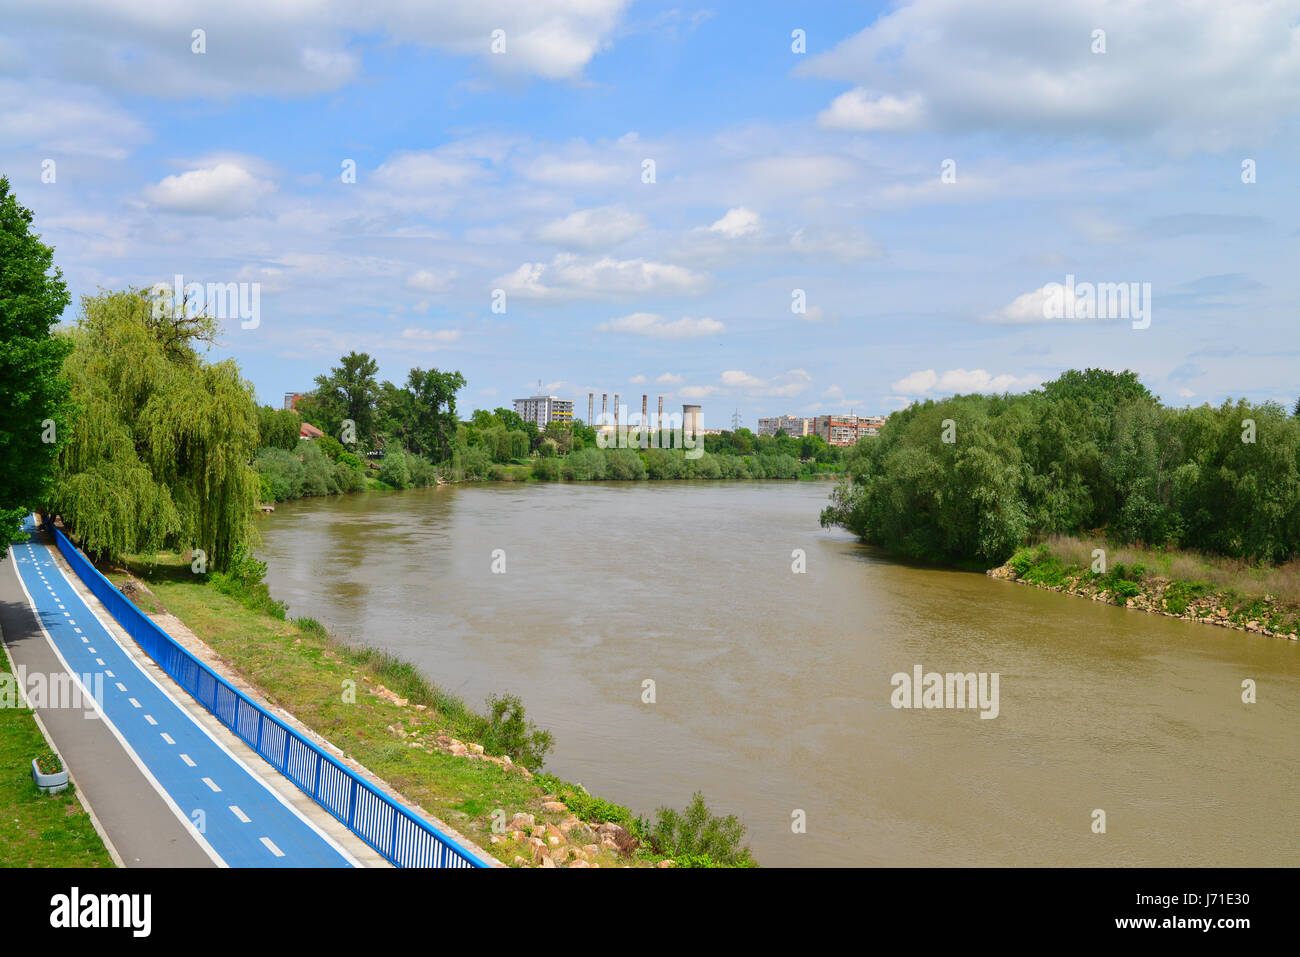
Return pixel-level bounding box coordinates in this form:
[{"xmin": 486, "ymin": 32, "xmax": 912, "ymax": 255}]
[{"xmin": 731, "ymin": 407, "xmax": 742, "ymax": 431}]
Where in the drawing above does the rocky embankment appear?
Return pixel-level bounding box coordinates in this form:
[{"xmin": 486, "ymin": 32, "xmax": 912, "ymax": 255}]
[{"xmin": 987, "ymin": 563, "xmax": 1300, "ymax": 641}]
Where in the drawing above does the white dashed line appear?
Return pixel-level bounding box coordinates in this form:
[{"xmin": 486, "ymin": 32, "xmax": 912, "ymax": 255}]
[
  {"xmin": 95, "ymin": 659, "xmax": 104, "ymax": 666},
  {"xmin": 260, "ymin": 837, "xmax": 285, "ymax": 858},
  {"xmin": 115, "ymin": 682, "xmax": 126, "ymax": 692},
  {"xmin": 128, "ymin": 698, "xmax": 140, "ymax": 708},
  {"xmin": 105, "ymin": 670, "xmax": 114, "ymax": 678},
  {"xmin": 144, "ymin": 715, "xmax": 157, "ymax": 725},
  {"xmin": 87, "ymin": 647, "xmax": 96, "ymax": 653},
  {"xmin": 180, "ymin": 754, "xmax": 196, "ymax": 767},
  {"xmin": 202, "ymin": 777, "xmax": 221, "ymax": 793},
  {"xmin": 229, "ymin": 806, "xmax": 250, "ymax": 823},
  {"xmin": 161, "ymin": 733, "xmax": 175, "ymax": 745}
]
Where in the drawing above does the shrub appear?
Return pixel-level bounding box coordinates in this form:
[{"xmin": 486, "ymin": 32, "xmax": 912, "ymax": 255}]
[
  {"xmin": 606, "ymin": 448, "xmax": 647, "ymax": 480},
  {"xmin": 35, "ymin": 751, "xmax": 63, "ymax": 775},
  {"xmin": 458, "ymin": 445, "xmax": 493, "ymax": 480},
  {"xmin": 253, "ymin": 447, "xmax": 303, "ymax": 502},
  {"xmin": 377, "ymin": 451, "xmax": 410, "ymax": 489},
  {"xmin": 563, "ymin": 447, "xmax": 607, "ymax": 481},
  {"xmin": 471, "ymin": 693, "xmax": 554, "ymax": 770},
  {"xmin": 646, "ymin": 792, "xmax": 754, "ymax": 867},
  {"xmin": 406, "ymin": 453, "xmax": 437, "ymax": 487},
  {"xmin": 532, "ymin": 457, "xmax": 560, "ymax": 481}
]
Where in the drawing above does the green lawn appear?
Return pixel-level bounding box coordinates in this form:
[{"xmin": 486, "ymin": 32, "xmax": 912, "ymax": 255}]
[{"xmin": 0, "ymin": 645, "xmax": 114, "ymax": 868}]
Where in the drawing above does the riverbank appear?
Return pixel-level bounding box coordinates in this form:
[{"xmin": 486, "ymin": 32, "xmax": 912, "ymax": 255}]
[
  {"xmin": 989, "ymin": 537, "xmax": 1300, "ymax": 641},
  {"xmin": 100, "ymin": 550, "xmax": 755, "ymax": 868}
]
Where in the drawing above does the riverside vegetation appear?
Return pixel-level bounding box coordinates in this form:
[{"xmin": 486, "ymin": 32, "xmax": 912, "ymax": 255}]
[{"xmin": 822, "ymin": 368, "xmax": 1300, "ymax": 637}]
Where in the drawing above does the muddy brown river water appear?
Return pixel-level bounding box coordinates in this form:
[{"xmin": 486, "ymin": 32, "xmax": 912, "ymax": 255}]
[{"xmin": 256, "ymin": 481, "xmax": 1297, "ymax": 866}]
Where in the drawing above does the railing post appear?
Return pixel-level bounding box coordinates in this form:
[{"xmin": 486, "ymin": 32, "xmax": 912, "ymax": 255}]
[
  {"xmin": 346, "ymin": 778, "xmax": 358, "ymax": 829},
  {"xmin": 312, "ymin": 753, "xmax": 321, "ymax": 800},
  {"xmin": 389, "ymin": 806, "xmax": 399, "ymax": 862},
  {"xmin": 255, "ymin": 711, "xmax": 264, "ymax": 754}
]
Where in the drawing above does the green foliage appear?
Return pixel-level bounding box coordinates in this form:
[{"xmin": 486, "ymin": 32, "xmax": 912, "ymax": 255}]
[
  {"xmin": 0, "ymin": 176, "xmax": 72, "ymax": 542},
  {"xmin": 822, "ymin": 368, "xmax": 1300, "ymax": 565},
  {"xmin": 532, "ymin": 456, "xmax": 560, "ymax": 481},
  {"xmin": 377, "ymin": 450, "xmax": 410, "ymax": 489},
  {"xmin": 309, "ymin": 351, "xmax": 380, "ymax": 449},
  {"xmin": 456, "ymin": 445, "xmax": 493, "ymax": 480},
  {"xmin": 255, "ymin": 405, "xmax": 301, "ymax": 452},
  {"xmin": 50, "ymin": 289, "xmax": 259, "ymax": 572},
  {"xmin": 605, "ymin": 448, "xmax": 647, "ymax": 480},
  {"xmin": 562, "ymin": 447, "xmax": 607, "ymax": 480},
  {"xmin": 646, "ymin": 791, "xmax": 754, "ymax": 867},
  {"xmin": 471, "ymin": 693, "xmax": 554, "ymax": 770}
]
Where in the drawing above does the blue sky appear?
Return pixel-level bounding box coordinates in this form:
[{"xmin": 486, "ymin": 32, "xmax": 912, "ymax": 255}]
[{"xmin": 3, "ymin": 0, "xmax": 1298, "ymax": 425}]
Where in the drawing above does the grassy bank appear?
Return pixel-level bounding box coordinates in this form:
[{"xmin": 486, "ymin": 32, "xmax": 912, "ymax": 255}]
[
  {"xmin": 102, "ymin": 551, "xmax": 756, "ymax": 868},
  {"xmin": 0, "ymin": 640, "xmax": 114, "ymax": 867},
  {"xmin": 992, "ymin": 535, "xmax": 1300, "ymax": 640}
]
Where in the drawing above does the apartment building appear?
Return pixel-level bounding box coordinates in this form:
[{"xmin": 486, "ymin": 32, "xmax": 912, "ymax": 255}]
[
  {"xmin": 815, "ymin": 414, "xmax": 887, "ymax": 447},
  {"xmin": 513, "ymin": 394, "xmax": 575, "ymax": 429},
  {"xmin": 757, "ymin": 414, "xmax": 814, "ymax": 437}
]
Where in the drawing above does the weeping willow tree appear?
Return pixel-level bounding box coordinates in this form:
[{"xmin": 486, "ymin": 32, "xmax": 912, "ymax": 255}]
[{"xmin": 45, "ymin": 289, "xmax": 259, "ymax": 571}]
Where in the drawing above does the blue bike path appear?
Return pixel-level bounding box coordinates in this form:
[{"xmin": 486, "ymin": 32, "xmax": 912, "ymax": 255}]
[{"xmin": 11, "ymin": 518, "xmax": 358, "ymax": 868}]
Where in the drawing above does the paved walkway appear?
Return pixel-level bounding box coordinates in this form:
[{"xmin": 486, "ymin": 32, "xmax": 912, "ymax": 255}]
[{"xmin": 1, "ymin": 518, "xmax": 360, "ymax": 867}]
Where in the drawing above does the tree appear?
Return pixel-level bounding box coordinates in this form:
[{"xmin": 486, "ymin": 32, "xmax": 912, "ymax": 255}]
[
  {"xmin": 256, "ymin": 405, "xmax": 301, "ymax": 451},
  {"xmin": 310, "ymin": 351, "xmax": 380, "ymax": 448},
  {"xmin": 404, "ymin": 367, "xmax": 466, "ymax": 462},
  {"xmin": 0, "ymin": 176, "xmax": 72, "ymax": 541},
  {"xmin": 49, "ymin": 289, "xmax": 259, "ymax": 571}
]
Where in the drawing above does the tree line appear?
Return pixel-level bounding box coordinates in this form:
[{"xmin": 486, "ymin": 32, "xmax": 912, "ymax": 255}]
[{"xmin": 822, "ymin": 369, "xmax": 1300, "ymax": 566}]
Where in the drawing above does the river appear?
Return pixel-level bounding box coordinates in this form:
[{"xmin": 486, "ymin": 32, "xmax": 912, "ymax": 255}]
[{"xmin": 255, "ymin": 480, "xmax": 1298, "ymax": 866}]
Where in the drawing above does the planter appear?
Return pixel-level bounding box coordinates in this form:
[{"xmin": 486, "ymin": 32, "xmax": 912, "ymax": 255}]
[{"xmin": 32, "ymin": 758, "xmax": 69, "ymax": 794}]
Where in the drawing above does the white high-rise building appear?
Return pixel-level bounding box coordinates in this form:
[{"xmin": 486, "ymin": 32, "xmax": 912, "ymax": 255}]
[{"xmin": 513, "ymin": 394, "xmax": 574, "ymax": 429}]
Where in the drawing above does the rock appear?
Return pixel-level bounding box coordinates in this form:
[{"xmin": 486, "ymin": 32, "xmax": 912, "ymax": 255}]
[
  {"xmin": 541, "ymin": 801, "xmax": 568, "ymax": 813},
  {"xmin": 539, "ymin": 855, "xmax": 556, "ymax": 868},
  {"xmin": 583, "ymin": 843, "xmax": 600, "ymax": 857},
  {"xmin": 489, "ymin": 835, "xmax": 500, "ymax": 844},
  {"xmin": 469, "ymin": 743, "xmax": 484, "ymax": 754},
  {"xmin": 449, "ymin": 743, "xmax": 468, "ymax": 756},
  {"xmin": 600, "ymin": 836, "xmax": 619, "ymax": 852},
  {"xmin": 510, "ymin": 812, "xmax": 535, "ymax": 829},
  {"xmin": 568, "ymin": 860, "xmax": 590, "ymax": 868},
  {"xmin": 545, "ymin": 824, "xmax": 566, "ymax": 843},
  {"xmin": 527, "ymin": 837, "xmax": 547, "ymax": 861},
  {"xmin": 531, "ymin": 825, "xmax": 547, "ymax": 839},
  {"xmin": 551, "ymin": 846, "xmax": 569, "ymax": 864},
  {"xmin": 656, "ymin": 860, "xmax": 675, "ymax": 868},
  {"xmin": 512, "ymin": 856, "xmax": 528, "ymax": 868}
]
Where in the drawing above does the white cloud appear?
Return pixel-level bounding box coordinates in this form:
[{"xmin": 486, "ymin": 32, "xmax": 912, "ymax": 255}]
[
  {"xmin": 721, "ymin": 369, "xmax": 764, "ymax": 388},
  {"xmin": 891, "ymin": 368, "xmax": 1042, "ymax": 395},
  {"xmin": 629, "ymin": 374, "xmax": 646, "ymax": 383},
  {"xmin": 680, "ymin": 384, "xmax": 720, "ymax": 399},
  {"xmin": 536, "ymin": 206, "xmax": 646, "ymax": 248},
  {"xmin": 405, "ymin": 270, "xmax": 455, "ymax": 294},
  {"xmin": 498, "ymin": 254, "xmax": 709, "ymax": 300},
  {"xmin": 802, "ymin": 0, "xmax": 1300, "ymax": 151},
  {"xmin": 9, "ymin": 1, "xmax": 631, "ymax": 98},
  {"xmin": 818, "ymin": 90, "xmax": 926, "ymax": 132},
  {"xmin": 707, "ymin": 206, "xmax": 761, "ymax": 238},
  {"xmin": 657, "ymin": 372, "xmax": 683, "ymax": 384},
  {"xmin": 596, "ymin": 313, "xmax": 725, "ymax": 339},
  {"xmin": 142, "ymin": 162, "xmax": 275, "ymax": 217},
  {"xmin": 0, "ymin": 79, "xmax": 149, "ymax": 158}
]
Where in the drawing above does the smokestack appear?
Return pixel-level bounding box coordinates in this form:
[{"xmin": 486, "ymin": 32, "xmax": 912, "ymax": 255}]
[
  {"xmin": 614, "ymin": 394, "xmax": 620, "ymax": 433},
  {"xmin": 588, "ymin": 392, "xmax": 593, "ymax": 429},
  {"xmin": 602, "ymin": 393, "xmax": 608, "ymax": 429},
  {"xmin": 641, "ymin": 394, "xmax": 648, "ymax": 448},
  {"xmin": 658, "ymin": 395, "xmax": 664, "ymax": 435}
]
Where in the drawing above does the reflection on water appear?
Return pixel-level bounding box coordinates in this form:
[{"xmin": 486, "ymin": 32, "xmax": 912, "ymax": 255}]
[{"xmin": 257, "ymin": 481, "xmax": 1298, "ymax": 866}]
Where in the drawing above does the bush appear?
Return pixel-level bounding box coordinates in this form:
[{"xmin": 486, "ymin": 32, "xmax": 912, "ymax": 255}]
[
  {"xmin": 458, "ymin": 445, "xmax": 493, "ymax": 480},
  {"xmin": 532, "ymin": 457, "xmax": 560, "ymax": 481},
  {"xmin": 563, "ymin": 447, "xmax": 607, "ymax": 481},
  {"xmin": 297, "ymin": 440, "xmax": 338, "ymax": 496},
  {"xmin": 471, "ymin": 693, "xmax": 554, "ymax": 770},
  {"xmin": 646, "ymin": 791, "xmax": 754, "ymax": 867},
  {"xmin": 253, "ymin": 447, "xmax": 303, "ymax": 502},
  {"xmin": 406, "ymin": 453, "xmax": 437, "ymax": 487},
  {"xmin": 606, "ymin": 448, "xmax": 647, "ymax": 480},
  {"xmin": 377, "ymin": 451, "xmax": 410, "ymax": 489}
]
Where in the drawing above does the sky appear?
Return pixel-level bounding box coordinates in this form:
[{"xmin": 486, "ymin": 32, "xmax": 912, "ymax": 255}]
[{"xmin": 2, "ymin": 0, "xmax": 1298, "ymax": 427}]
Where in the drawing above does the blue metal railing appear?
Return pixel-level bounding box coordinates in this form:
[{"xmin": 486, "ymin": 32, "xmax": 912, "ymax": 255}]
[{"xmin": 47, "ymin": 524, "xmax": 487, "ymax": 869}]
